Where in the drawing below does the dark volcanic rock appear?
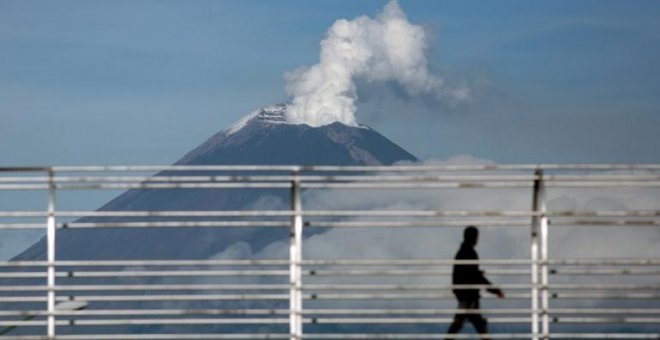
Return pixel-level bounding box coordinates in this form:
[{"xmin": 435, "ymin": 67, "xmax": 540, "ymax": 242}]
[{"xmin": 15, "ymin": 104, "xmax": 417, "ymax": 261}]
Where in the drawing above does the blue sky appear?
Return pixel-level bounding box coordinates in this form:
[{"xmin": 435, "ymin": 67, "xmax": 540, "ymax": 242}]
[{"xmin": 1, "ymin": 0, "xmax": 659, "ymax": 164}]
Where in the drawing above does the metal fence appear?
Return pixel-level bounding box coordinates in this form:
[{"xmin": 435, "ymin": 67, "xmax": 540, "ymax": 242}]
[{"xmin": 0, "ymin": 164, "xmax": 659, "ymax": 339}]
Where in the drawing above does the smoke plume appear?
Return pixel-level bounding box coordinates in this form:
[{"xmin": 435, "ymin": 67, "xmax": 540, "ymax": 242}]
[{"xmin": 285, "ymin": 1, "xmax": 467, "ymax": 127}]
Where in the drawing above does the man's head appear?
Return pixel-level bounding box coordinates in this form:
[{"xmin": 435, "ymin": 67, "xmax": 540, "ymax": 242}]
[{"xmin": 464, "ymin": 225, "xmax": 479, "ymax": 246}]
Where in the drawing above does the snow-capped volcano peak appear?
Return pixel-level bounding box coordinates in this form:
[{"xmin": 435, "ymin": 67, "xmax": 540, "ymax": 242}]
[
  {"xmin": 225, "ymin": 103, "xmax": 288, "ymax": 136},
  {"xmin": 175, "ymin": 103, "xmax": 414, "ymax": 166},
  {"xmin": 225, "ymin": 103, "xmax": 372, "ymax": 137}
]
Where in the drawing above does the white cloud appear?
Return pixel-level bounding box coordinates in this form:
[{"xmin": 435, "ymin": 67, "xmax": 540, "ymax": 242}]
[{"xmin": 285, "ymin": 1, "xmax": 467, "ymax": 127}]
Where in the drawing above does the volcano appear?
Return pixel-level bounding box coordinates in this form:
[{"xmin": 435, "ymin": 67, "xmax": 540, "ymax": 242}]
[{"xmin": 15, "ymin": 104, "xmax": 417, "ymax": 261}]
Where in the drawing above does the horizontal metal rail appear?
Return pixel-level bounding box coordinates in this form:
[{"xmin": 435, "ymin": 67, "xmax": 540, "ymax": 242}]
[
  {"xmin": 3, "ymin": 308, "xmax": 660, "ymax": 318},
  {"xmin": 1, "ymin": 319, "xmax": 291, "ymax": 327},
  {"xmin": 1, "ymin": 266, "xmax": 534, "ymax": 276},
  {"xmin": 3, "ymin": 292, "xmax": 657, "ymax": 304},
  {"xmin": 2, "ymin": 258, "xmax": 659, "ymax": 267},
  {"xmin": 0, "ymin": 334, "xmax": 657, "ymax": 340},
  {"xmin": 6, "ymin": 317, "xmax": 660, "ymax": 328},
  {"xmin": 302, "ymin": 334, "xmax": 660, "ymax": 339},
  {"xmin": 3, "ymin": 173, "xmax": 660, "ymax": 184},
  {"xmin": 2, "ymin": 209, "xmax": 659, "ymax": 218},
  {"xmin": 4, "ymin": 219, "xmax": 660, "ymax": 229},
  {"xmin": 59, "ymin": 221, "xmax": 291, "ymax": 229},
  {"xmin": 6, "ymin": 283, "xmax": 658, "ymax": 293},
  {"xmin": 0, "ymin": 269, "xmax": 289, "ymax": 279},
  {"xmin": 0, "ymin": 309, "xmax": 291, "ymax": 317},
  {"xmin": 304, "ymin": 220, "xmax": 532, "ymax": 228},
  {"xmin": 21, "ymin": 316, "xmax": 660, "ymax": 327},
  {"xmin": 0, "ymin": 335, "xmax": 292, "ymax": 340},
  {"xmin": 4, "ymin": 180, "xmax": 660, "ymax": 190},
  {"xmin": 0, "ymin": 259, "xmax": 291, "ymax": 267},
  {"xmin": 1, "ymin": 266, "xmax": 658, "ymax": 277},
  {"xmin": 0, "ymin": 294, "xmax": 290, "ymax": 303},
  {"xmin": 36, "ymin": 163, "xmax": 660, "ymax": 171}
]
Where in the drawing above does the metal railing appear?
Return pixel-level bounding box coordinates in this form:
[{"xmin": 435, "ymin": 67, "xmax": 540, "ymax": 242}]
[{"xmin": 0, "ymin": 164, "xmax": 659, "ymax": 339}]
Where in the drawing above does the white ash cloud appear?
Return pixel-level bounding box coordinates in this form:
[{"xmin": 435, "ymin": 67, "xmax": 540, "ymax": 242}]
[{"xmin": 285, "ymin": 1, "xmax": 468, "ymax": 127}]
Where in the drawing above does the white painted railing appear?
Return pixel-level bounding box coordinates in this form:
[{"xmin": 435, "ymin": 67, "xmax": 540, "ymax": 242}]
[{"xmin": 0, "ymin": 165, "xmax": 659, "ymax": 339}]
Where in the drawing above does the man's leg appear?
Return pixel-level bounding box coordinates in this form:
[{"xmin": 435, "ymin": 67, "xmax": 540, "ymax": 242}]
[
  {"xmin": 446, "ymin": 300, "xmax": 469, "ymax": 338},
  {"xmin": 466, "ymin": 300, "xmax": 491, "ymax": 340}
]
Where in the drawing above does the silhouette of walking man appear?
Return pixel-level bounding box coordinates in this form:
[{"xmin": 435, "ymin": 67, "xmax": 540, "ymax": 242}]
[{"xmin": 446, "ymin": 226, "xmax": 504, "ymax": 340}]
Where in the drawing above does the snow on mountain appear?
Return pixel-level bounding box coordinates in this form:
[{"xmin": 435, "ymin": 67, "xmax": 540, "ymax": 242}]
[{"xmin": 225, "ymin": 103, "xmax": 288, "ymax": 136}]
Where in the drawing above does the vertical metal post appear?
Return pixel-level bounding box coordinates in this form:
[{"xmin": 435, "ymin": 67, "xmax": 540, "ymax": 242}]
[
  {"xmin": 46, "ymin": 169, "xmax": 56, "ymax": 339},
  {"xmin": 538, "ymin": 172, "xmax": 550, "ymax": 339},
  {"xmin": 530, "ymin": 169, "xmax": 541, "ymax": 340},
  {"xmin": 289, "ymin": 174, "xmax": 303, "ymax": 340},
  {"xmin": 532, "ymin": 169, "xmax": 550, "ymax": 339}
]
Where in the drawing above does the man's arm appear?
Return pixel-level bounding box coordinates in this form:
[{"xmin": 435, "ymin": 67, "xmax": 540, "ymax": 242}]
[
  {"xmin": 487, "ymin": 285, "xmax": 505, "ymax": 298},
  {"xmin": 461, "ymin": 247, "xmax": 505, "ymax": 298},
  {"xmin": 477, "ymin": 263, "xmax": 505, "ymax": 298}
]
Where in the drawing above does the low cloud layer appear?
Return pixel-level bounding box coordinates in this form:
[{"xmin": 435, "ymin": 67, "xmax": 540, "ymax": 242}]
[
  {"xmin": 211, "ymin": 154, "xmax": 660, "ymax": 263},
  {"xmin": 209, "ymin": 156, "xmax": 660, "ymax": 317}
]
